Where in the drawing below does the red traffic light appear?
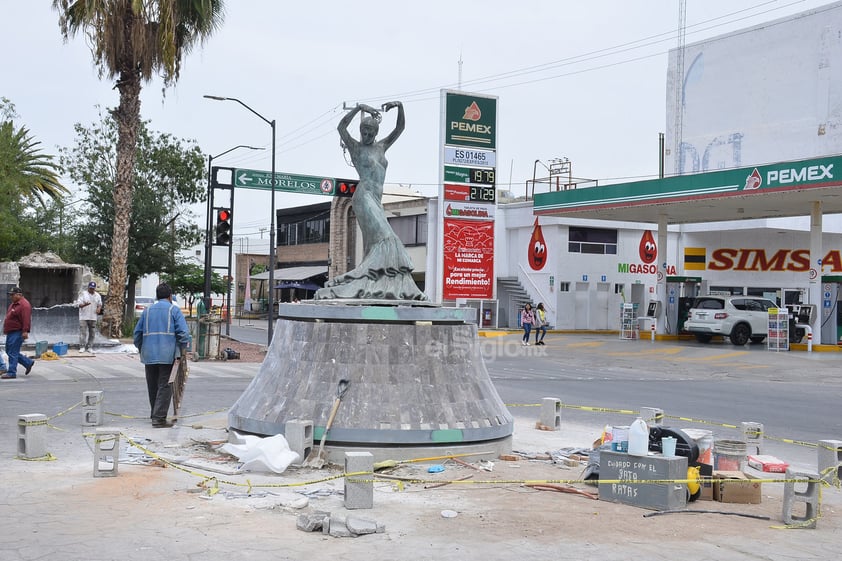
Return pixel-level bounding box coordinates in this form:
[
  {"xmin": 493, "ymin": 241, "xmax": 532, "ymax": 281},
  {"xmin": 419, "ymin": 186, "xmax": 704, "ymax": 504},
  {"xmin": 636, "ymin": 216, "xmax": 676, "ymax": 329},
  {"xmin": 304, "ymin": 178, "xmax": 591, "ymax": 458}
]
[
  {"xmin": 214, "ymin": 208, "xmax": 232, "ymax": 246},
  {"xmin": 335, "ymin": 179, "xmax": 357, "ymax": 197}
]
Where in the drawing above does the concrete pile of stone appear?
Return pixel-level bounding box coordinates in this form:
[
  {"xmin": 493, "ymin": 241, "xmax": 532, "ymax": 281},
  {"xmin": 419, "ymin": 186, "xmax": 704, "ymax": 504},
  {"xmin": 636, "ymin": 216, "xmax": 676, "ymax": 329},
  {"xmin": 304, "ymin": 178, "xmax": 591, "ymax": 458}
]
[{"xmin": 296, "ymin": 511, "xmax": 385, "ymax": 538}]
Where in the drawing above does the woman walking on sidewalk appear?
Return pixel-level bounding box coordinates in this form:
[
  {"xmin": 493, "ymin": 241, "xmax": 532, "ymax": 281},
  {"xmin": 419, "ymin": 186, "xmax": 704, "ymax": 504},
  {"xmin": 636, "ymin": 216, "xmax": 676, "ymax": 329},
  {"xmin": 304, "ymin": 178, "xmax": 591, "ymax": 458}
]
[
  {"xmin": 521, "ymin": 303, "xmax": 535, "ymax": 346},
  {"xmin": 534, "ymin": 302, "xmax": 548, "ymax": 345}
]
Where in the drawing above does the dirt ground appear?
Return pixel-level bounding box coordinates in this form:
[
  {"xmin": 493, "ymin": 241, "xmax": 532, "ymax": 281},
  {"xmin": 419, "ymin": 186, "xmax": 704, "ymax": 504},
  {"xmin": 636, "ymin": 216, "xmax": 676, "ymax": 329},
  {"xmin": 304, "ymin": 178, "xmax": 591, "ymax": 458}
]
[{"xmin": 215, "ymin": 335, "xmax": 267, "ymax": 362}]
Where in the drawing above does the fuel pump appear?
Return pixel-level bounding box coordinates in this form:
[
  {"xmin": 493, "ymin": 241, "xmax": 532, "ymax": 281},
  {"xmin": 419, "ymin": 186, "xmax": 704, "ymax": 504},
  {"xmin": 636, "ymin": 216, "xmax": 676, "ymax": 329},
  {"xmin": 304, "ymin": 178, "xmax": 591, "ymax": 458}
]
[
  {"xmin": 664, "ymin": 276, "xmax": 705, "ymax": 335},
  {"xmin": 819, "ymin": 276, "xmax": 842, "ymax": 345}
]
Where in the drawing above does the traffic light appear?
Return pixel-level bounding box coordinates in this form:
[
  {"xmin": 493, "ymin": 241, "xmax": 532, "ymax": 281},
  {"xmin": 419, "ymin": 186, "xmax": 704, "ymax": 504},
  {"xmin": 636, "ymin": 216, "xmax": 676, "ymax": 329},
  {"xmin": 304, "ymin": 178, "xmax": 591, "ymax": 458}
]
[
  {"xmin": 335, "ymin": 179, "xmax": 357, "ymax": 198},
  {"xmin": 214, "ymin": 208, "xmax": 232, "ymax": 245}
]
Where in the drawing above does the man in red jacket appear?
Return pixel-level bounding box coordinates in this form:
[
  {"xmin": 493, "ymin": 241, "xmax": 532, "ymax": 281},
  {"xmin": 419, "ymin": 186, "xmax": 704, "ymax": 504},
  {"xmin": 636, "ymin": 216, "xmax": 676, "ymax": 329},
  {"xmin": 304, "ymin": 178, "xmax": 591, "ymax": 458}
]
[{"xmin": 2, "ymin": 286, "xmax": 34, "ymax": 379}]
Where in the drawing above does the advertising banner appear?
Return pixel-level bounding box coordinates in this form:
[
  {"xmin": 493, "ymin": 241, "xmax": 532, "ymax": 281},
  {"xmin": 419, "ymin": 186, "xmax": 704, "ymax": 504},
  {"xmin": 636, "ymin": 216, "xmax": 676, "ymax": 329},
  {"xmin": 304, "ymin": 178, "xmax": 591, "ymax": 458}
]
[{"xmin": 442, "ymin": 218, "xmax": 494, "ymax": 299}]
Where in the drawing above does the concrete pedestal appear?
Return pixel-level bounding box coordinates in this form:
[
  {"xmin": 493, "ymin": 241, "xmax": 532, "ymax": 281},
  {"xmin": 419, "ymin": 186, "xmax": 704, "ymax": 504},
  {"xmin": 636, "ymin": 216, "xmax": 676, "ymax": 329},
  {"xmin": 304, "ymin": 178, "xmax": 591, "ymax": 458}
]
[{"xmin": 228, "ymin": 302, "xmax": 514, "ymax": 461}]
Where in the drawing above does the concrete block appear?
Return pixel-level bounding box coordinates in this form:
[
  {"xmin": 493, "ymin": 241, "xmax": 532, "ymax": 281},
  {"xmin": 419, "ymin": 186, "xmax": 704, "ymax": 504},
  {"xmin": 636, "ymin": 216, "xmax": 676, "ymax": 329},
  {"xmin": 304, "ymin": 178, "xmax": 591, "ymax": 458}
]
[
  {"xmin": 285, "ymin": 419, "xmax": 313, "ymax": 464},
  {"xmin": 598, "ymin": 450, "xmax": 688, "ymax": 511},
  {"xmin": 17, "ymin": 413, "xmax": 48, "ymax": 459},
  {"xmin": 82, "ymin": 390, "xmax": 103, "ymax": 426},
  {"xmin": 93, "ymin": 428, "xmax": 120, "ymax": 478},
  {"xmin": 328, "ymin": 515, "xmax": 352, "ymax": 538},
  {"xmin": 782, "ymin": 469, "xmax": 820, "ymax": 528},
  {"xmin": 817, "ymin": 439, "xmax": 842, "ymax": 486},
  {"xmin": 296, "ymin": 511, "xmax": 329, "ymax": 532},
  {"xmin": 640, "ymin": 406, "xmax": 664, "ymax": 426},
  {"xmin": 346, "ymin": 516, "xmax": 378, "ymax": 535},
  {"xmin": 740, "ymin": 421, "xmax": 764, "ymax": 455},
  {"xmin": 344, "ymin": 451, "xmax": 374, "ymax": 509},
  {"xmin": 539, "ymin": 397, "xmax": 561, "ymax": 430}
]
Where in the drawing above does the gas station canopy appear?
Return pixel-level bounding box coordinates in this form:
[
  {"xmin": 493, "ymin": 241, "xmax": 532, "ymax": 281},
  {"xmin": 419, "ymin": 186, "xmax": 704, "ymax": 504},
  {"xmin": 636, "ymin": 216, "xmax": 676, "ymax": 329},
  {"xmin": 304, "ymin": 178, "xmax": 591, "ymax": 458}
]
[{"xmin": 533, "ymin": 155, "xmax": 842, "ymax": 224}]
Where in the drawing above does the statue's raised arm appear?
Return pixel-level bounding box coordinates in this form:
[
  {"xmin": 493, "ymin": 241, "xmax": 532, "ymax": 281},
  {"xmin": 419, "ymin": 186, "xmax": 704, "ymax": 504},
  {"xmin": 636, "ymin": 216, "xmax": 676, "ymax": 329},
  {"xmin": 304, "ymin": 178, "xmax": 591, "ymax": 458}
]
[{"xmin": 379, "ymin": 101, "xmax": 404, "ymax": 150}]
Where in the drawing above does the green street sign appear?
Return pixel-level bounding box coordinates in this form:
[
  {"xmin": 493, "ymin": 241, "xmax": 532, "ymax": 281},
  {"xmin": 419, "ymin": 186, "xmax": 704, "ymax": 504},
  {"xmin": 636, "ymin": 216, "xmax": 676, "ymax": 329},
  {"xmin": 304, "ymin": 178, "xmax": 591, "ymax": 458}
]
[{"xmin": 233, "ymin": 168, "xmax": 335, "ymax": 196}]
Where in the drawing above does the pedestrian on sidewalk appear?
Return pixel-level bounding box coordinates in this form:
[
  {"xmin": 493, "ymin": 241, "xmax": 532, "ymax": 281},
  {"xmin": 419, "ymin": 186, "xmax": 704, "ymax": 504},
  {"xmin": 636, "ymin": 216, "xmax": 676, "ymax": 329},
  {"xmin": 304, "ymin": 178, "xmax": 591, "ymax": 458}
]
[
  {"xmin": 133, "ymin": 283, "xmax": 191, "ymax": 427},
  {"xmin": 2, "ymin": 286, "xmax": 34, "ymax": 379},
  {"xmin": 534, "ymin": 302, "xmax": 548, "ymax": 345},
  {"xmin": 76, "ymin": 281, "xmax": 102, "ymax": 353},
  {"xmin": 521, "ymin": 303, "xmax": 535, "ymax": 346}
]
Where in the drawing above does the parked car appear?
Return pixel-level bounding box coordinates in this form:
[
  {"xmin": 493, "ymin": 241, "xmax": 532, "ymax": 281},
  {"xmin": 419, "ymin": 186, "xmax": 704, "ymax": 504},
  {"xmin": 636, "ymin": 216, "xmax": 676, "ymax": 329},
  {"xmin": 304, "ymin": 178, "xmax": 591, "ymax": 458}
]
[
  {"xmin": 134, "ymin": 296, "xmax": 155, "ymax": 318},
  {"xmin": 684, "ymin": 295, "xmax": 779, "ymax": 345}
]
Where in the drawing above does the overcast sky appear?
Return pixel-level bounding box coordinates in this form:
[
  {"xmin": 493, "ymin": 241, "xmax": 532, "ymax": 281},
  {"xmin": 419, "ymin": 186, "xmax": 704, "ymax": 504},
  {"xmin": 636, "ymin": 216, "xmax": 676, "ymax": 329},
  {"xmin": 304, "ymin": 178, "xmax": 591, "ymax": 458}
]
[{"xmin": 2, "ymin": 0, "xmax": 834, "ymax": 248}]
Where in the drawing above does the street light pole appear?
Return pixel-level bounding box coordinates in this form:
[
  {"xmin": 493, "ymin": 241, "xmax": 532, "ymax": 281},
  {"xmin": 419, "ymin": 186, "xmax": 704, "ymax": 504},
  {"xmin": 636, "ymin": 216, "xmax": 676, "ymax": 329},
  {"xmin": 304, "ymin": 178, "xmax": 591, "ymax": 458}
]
[
  {"xmin": 204, "ymin": 95, "xmax": 277, "ymax": 346},
  {"xmin": 204, "ymin": 145, "xmax": 262, "ymax": 312}
]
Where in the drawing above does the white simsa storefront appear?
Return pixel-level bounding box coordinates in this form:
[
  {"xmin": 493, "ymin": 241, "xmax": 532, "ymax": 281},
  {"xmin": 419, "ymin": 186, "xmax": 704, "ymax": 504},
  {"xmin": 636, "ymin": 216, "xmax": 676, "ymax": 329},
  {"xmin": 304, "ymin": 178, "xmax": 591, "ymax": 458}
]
[{"xmin": 493, "ymin": 202, "xmax": 842, "ymax": 333}]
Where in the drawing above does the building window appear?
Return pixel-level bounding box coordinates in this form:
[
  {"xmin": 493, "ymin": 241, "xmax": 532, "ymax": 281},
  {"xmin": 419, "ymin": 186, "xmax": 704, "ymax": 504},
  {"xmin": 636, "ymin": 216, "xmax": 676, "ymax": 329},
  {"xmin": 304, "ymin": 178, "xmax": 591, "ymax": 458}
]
[
  {"xmin": 279, "ymin": 216, "xmax": 330, "ymax": 246},
  {"xmin": 389, "ymin": 214, "xmax": 428, "ymax": 246},
  {"xmin": 568, "ymin": 226, "xmax": 617, "ymax": 255}
]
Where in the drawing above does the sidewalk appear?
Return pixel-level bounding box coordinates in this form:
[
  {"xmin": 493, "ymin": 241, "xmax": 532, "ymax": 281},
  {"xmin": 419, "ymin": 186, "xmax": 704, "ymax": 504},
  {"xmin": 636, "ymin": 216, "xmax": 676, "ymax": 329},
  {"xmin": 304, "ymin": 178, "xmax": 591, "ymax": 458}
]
[
  {"xmin": 3, "ymin": 356, "xmax": 840, "ymax": 561},
  {"xmin": 3, "ymin": 337, "xmax": 842, "ymax": 561}
]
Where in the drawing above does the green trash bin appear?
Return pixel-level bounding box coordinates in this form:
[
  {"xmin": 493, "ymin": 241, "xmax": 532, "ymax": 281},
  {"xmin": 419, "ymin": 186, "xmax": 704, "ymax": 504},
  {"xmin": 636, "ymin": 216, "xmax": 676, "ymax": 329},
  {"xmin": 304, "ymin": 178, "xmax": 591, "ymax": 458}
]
[{"xmin": 35, "ymin": 340, "xmax": 48, "ymax": 358}]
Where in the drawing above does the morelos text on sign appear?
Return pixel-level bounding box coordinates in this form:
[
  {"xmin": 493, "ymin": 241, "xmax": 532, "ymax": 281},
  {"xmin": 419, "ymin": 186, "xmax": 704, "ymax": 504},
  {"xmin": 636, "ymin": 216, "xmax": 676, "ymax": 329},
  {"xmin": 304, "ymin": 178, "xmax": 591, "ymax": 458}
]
[
  {"xmin": 233, "ymin": 168, "xmax": 335, "ymax": 196},
  {"xmin": 444, "ymin": 147, "xmax": 496, "ymax": 168}
]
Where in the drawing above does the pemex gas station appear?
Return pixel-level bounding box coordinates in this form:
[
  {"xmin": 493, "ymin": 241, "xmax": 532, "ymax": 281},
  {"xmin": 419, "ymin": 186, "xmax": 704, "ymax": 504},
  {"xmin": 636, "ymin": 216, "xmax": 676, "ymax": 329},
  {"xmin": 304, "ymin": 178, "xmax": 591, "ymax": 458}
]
[{"xmin": 533, "ymin": 154, "xmax": 842, "ymax": 348}]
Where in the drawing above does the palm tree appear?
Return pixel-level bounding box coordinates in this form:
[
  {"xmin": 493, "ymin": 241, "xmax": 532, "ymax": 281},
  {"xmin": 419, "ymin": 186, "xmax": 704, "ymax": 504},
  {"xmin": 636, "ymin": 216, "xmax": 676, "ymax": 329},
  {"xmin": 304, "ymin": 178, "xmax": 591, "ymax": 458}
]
[
  {"xmin": 0, "ymin": 120, "xmax": 67, "ymax": 205},
  {"xmin": 53, "ymin": 0, "xmax": 225, "ymax": 337}
]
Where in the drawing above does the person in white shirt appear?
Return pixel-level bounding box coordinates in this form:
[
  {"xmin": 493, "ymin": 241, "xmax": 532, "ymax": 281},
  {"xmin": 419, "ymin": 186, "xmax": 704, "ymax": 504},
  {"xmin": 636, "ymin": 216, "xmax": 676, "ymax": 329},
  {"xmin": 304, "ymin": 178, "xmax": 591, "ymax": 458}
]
[{"xmin": 76, "ymin": 281, "xmax": 102, "ymax": 353}]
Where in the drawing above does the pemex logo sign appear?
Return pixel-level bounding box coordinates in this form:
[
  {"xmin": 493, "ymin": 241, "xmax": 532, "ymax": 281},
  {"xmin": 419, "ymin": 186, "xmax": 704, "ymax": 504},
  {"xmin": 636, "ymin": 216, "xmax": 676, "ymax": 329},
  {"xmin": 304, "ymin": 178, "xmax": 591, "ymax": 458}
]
[{"xmin": 445, "ymin": 92, "xmax": 496, "ymax": 149}]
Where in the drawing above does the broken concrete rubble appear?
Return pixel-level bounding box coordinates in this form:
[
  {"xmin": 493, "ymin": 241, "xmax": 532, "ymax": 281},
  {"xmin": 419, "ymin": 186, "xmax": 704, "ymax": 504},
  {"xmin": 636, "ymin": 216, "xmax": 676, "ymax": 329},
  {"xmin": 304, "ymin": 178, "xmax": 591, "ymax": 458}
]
[{"xmin": 297, "ymin": 511, "xmax": 385, "ymax": 538}]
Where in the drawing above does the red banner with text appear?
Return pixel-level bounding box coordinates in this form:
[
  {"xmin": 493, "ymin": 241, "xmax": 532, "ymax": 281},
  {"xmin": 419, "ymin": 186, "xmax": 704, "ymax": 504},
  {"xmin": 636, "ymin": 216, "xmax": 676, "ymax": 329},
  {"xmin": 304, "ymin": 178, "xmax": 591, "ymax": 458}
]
[{"xmin": 443, "ymin": 218, "xmax": 494, "ymax": 299}]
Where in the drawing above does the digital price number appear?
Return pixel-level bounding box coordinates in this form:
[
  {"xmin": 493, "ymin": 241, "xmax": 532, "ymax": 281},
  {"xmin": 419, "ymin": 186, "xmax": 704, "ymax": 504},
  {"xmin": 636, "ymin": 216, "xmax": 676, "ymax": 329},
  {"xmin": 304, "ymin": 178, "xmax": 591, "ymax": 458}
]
[
  {"xmin": 469, "ymin": 185, "xmax": 496, "ymax": 203},
  {"xmin": 469, "ymin": 168, "xmax": 495, "ymax": 185}
]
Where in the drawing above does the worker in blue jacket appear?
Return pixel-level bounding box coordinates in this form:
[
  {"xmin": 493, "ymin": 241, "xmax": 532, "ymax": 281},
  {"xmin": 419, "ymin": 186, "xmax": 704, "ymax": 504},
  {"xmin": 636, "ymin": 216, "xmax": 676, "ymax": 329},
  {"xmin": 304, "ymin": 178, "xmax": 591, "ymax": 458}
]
[{"xmin": 133, "ymin": 283, "xmax": 191, "ymax": 427}]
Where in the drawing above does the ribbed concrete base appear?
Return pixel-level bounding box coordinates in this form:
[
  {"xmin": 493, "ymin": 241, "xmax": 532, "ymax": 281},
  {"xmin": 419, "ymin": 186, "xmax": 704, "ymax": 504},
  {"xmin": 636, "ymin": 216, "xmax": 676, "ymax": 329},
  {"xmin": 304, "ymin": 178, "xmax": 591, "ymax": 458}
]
[
  {"xmin": 321, "ymin": 437, "xmax": 513, "ymax": 465},
  {"xmin": 228, "ymin": 302, "xmax": 514, "ymax": 451}
]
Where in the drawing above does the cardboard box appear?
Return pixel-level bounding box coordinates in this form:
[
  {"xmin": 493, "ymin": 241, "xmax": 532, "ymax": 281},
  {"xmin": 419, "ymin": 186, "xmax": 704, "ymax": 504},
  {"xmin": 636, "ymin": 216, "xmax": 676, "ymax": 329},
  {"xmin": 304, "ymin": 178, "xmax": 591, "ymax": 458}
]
[
  {"xmin": 699, "ymin": 476, "xmax": 714, "ymax": 501},
  {"xmin": 713, "ymin": 470, "xmax": 762, "ymax": 504},
  {"xmin": 747, "ymin": 454, "xmax": 789, "ymax": 473}
]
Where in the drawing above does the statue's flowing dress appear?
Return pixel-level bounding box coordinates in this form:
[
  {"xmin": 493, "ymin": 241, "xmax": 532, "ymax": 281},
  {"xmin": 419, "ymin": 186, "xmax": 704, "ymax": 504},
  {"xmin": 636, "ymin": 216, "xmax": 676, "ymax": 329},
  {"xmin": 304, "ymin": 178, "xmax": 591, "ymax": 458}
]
[{"xmin": 315, "ymin": 140, "xmax": 426, "ymax": 301}]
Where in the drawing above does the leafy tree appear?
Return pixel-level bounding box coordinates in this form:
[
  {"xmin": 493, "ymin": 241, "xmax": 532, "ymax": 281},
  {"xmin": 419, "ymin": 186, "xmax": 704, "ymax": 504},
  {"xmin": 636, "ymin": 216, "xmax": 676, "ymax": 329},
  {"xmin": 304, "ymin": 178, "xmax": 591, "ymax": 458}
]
[
  {"xmin": 0, "ymin": 98, "xmax": 71, "ymax": 260},
  {"xmin": 61, "ymin": 110, "xmax": 206, "ymax": 327},
  {"xmin": 162, "ymin": 262, "xmax": 226, "ymax": 317},
  {"xmin": 53, "ymin": 0, "xmax": 225, "ymax": 337}
]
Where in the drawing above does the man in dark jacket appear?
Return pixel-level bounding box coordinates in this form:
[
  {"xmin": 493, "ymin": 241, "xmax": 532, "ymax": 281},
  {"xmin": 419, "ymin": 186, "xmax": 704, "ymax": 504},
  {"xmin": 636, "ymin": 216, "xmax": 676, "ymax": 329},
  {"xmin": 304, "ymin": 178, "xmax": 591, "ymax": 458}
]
[
  {"xmin": 133, "ymin": 283, "xmax": 191, "ymax": 427},
  {"xmin": 2, "ymin": 286, "xmax": 34, "ymax": 379}
]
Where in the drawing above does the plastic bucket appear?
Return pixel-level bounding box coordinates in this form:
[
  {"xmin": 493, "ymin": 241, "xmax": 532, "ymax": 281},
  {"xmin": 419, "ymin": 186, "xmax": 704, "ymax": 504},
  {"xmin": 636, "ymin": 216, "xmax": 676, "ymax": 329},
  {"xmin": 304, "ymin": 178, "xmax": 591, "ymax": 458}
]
[
  {"xmin": 714, "ymin": 439, "xmax": 747, "ymax": 470},
  {"xmin": 35, "ymin": 340, "xmax": 48, "ymax": 358},
  {"xmin": 684, "ymin": 429, "xmax": 714, "ymax": 465}
]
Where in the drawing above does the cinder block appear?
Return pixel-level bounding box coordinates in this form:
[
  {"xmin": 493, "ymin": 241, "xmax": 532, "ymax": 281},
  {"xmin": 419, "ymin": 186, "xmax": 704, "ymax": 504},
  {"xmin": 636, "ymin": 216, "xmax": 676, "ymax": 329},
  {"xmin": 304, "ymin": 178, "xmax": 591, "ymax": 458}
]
[
  {"xmin": 82, "ymin": 390, "xmax": 104, "ymax": 426},
  {"xmin": 17, "ymin": 414, "xmax": 48, "ymax": 459},
  {"xmin": 344, "ymin": 451, "xmax": 374, "ymax": 510},
  {"xmin": 817, "ymin": 439, "xmax": 842, "ymax": 486},
  {"xmin": 782, "ymin": 469, "xmax": 820, "ymax": 528},
  {"xmin": 640, "ymin": 406, "xmax": 664, "ymax": 426},
  {"xmin": 93, "ymin": 428, "xmax": 120, "ymax": 478},
  {"xmin": 285, "ymin": 419, "xmax": 314, "ymax": 464},
  {"xmin": 741, "ymin": 421, "xmax": 764, "ymax": 455},
  {"xmin": 539, "ymin": 397, "xmax": 561, "ymax": 430}
]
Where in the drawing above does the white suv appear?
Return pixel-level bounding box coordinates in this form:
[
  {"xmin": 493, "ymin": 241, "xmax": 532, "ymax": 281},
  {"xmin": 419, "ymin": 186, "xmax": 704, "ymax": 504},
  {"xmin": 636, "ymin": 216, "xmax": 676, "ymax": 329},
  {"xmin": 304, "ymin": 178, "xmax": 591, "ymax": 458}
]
[{"xmin": 684, "ymin": 296, "xmax": 779, "ymax": 346}]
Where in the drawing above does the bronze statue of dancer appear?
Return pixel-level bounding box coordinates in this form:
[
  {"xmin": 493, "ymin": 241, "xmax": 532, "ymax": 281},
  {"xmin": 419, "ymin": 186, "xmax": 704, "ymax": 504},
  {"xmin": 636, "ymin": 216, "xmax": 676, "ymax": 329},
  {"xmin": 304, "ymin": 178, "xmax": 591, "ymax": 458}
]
[{"xmin": 315, "ymin": 101, "xmax": 426, "ymax": 301}]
